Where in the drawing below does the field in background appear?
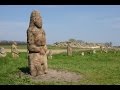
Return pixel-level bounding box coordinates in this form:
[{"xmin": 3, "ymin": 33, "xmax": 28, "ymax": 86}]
[
  {"xmin": 0, "ymin": 45, "xmax": 27, "ymax": 49},
  {"xmin": 0, "ymin": 45, "xmax": 66, "ymax": 50},
  {"xmin": 0, "ymin": 51, "xmax": 120, "ymax": 85}
]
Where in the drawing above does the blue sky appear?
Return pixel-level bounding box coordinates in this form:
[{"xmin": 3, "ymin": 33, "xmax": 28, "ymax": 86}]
[{"xmin": 0, "ymin": 5, "xmax": 120, "ymax": 46}]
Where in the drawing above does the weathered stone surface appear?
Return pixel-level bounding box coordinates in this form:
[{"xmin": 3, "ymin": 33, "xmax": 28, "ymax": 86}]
[
  {"xmin": 27, "ymin": 10, "xmax": 48, "ymax": 76},
  {"xmin": 93, "ymin": 49, "xmax": 96, "ymax": 54},
  {"xmin": 81, "ymin": 52, "xmax": 84, "ymax": 56},
  {"xmin": 53, "ymin": 39, "xmax": 109, "ymax": 49},
  {"xmin": 11, "ymin": 42, "xmax": 19, "ymax": 58},
  {"xmin": 67, "ymin": 42, "xmax": 72, "ymax": 56},
  {"xmin": 47, "ymin": 50, "xmax": 53, "ymax": 59},
  {"xmin": 0, "ymin": 47, "xmax": 6, "ymax": 57}
]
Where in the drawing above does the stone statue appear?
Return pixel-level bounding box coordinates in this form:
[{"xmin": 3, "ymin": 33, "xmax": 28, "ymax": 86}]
[
  {"xmin": 81, "ymin": 52, "xmax": 84, "ymax": 56},
  {"xmin": 93, "ymin": 49, "xmax": 96, "ymax": 54},
  {"xmin": 100, "ymin": 46, "xmax": 103, "ymax": 53},
  {"xmin": 0, "ymin": 47, "xmax": 6, "ymax": 57},
  {"xmin": 67, "ymin": 42, "xmax": 72, "ymax": 56},
  {"xmin": 27, "ymin": 10, "xmax": 48, "ymax": 76},
  {"xmin": 47, "ymin": 50, "xmax": 53, "ymax": 59},
  {"xmin": 11, "ymin": 42, "xmax": 19, "ymax": 58}
]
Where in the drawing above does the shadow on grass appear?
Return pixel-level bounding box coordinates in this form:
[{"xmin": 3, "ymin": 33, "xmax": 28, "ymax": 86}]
[{"xmin": 19, "ymin": 67, "xmax": 30, "ymax": 75}]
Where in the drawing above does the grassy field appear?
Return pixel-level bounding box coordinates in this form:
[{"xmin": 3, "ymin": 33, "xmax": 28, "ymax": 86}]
[{"xmin": 0, "ymin": 50, "xmax": 120, "ymax": 85}]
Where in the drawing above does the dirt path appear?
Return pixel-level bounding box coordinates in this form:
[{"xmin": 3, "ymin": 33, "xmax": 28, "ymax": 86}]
[
  {"xmin": 5, "ymin": 49, "xmax": 67, "ymax": 54},
  {"xmin": 5, "ymin": 49, "xmax": 27, "ymax": 52}
]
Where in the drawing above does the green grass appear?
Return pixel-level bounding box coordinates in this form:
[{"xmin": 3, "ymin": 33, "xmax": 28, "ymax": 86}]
[
  {"xmin": 0, "ymin": 51, "xmax": 120, "ymax": 85},
  {"xmin": 49, "ymin": 51, "xmax": 120, "ymax": 85}
]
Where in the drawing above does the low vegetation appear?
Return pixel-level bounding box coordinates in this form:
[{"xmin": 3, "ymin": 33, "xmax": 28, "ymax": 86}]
[{"xmin": 0, "ymin": 50, "xmax": 120, "ymax": 85}]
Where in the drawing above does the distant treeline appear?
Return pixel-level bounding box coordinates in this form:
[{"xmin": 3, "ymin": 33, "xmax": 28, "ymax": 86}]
[{"xmin": 0, "ymin": 40, "xmax": 27, "ymax": 45}]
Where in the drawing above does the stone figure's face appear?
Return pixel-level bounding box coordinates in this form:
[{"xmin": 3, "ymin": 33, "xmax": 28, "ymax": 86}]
[
  {"xmin": 31, "ymin": 10, "xmax": 42, "ymax": 28},
  {"xmin": 34, "ymin": 16, "xmax": 42, "ymax": 28}
]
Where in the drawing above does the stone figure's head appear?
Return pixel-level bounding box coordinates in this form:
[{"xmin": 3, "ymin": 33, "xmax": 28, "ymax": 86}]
[
  {"xmin": 13, "ymin": 42, "xmax": 17, "ymax": 45},
  {"xmin": 0, "ymin": 47, "xmax": 5, "ymax": 54},
  {"xmin": 29, "ymin": 10, "xmax": 42, "ymax": 28}
]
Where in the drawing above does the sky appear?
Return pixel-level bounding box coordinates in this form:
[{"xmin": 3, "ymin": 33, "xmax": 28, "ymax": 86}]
[{"xmin": 0, "ymin": 5, "xmax": 120, "ymax": 46}]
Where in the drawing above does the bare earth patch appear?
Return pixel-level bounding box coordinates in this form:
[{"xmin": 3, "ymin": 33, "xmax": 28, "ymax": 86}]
[{"xmin": 20, "ymin": 69, "xmax": 82, "ymax": 83}]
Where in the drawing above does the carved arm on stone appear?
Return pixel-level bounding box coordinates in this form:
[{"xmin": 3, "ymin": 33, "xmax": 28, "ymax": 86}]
[
  {"xmin": 27, "ymin": 34, "xmax": 46, "ymax": 55},
  {"xmin": 28, "ymin": 44, "xmax": 45, "ymax": 55}
]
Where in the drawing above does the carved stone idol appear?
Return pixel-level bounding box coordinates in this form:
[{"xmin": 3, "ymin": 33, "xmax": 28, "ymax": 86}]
[
  {"xmin": 11, "ymin": 42, "xmax": 19, "ymax": 58},
  {"xmin": 27, "ymin": 10, "xmax": 48, "ymax": 76},
  {"xmin": 67, "ymin": 42, "xmax": 72, "ymax": 56},
  {"xmin": 0, "ymin": 47, "xmax": 6, "ymax": 57}
]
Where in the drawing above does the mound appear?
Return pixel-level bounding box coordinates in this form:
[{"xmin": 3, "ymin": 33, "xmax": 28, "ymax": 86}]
[{"xmin": 19, "ymin": 69, "xmax": 82, "ymax": 83}]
